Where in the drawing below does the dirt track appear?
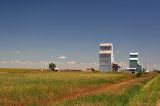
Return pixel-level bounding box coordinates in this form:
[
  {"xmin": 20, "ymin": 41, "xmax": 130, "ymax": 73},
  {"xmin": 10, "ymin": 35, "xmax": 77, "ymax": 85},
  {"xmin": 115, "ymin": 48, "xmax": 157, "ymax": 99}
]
[
  {"xmin": 157, "ymin": 100, "xmax": 160, "ymax": 106},
  {"xmin": 40, "ymin": 75, "xmax": 155, "ymax": 105}
]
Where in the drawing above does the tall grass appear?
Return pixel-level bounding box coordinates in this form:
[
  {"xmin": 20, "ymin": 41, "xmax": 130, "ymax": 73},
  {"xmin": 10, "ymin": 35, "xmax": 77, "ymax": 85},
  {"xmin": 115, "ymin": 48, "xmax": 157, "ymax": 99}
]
[
  {"xmin": 0, "ymin": 69, "xmax": 129, "ymax": 106},
  {"xmin": 59, "ymin": 77, "xmax": 153, "ymax": 106},
  {"xmin": 61, "ymin": 86, "xmax": 141, "ymax": 106},
  {"xmin": 129, "ymin": 75, "xmax": 160, "ymax": 106}
]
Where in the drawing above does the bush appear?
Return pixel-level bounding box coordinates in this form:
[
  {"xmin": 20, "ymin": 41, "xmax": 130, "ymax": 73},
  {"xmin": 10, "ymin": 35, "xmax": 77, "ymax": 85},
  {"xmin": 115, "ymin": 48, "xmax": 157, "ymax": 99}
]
[
  {"xmin": 136, "ymin": 71, "xmax": 143, "ymax": 77},
  {"xmin": 91, "ymin": 68, "xmax": 95, "ymax": 72},
  {"xmin": 49, "ymin": 63, "xmax": 56, "ymax": 71}
]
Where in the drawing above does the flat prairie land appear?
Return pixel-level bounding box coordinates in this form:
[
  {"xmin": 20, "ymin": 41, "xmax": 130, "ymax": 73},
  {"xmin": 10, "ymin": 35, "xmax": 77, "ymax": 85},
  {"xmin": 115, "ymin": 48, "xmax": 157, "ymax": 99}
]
[{"xmin": 0, "ymin": 68, "xmax": 159, "ymax": 106}]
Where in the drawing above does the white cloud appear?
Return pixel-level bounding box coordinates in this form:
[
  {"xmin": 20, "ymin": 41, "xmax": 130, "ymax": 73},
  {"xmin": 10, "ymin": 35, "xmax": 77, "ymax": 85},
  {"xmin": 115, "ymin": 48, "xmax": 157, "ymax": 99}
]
[
  {"xmin": 0, "ymin": 60, "xmax": 51, "ymax": 69},
  {"xmin": 145, "ymin": 64, "xmax": 159, "ymax": 71},
  {"xmin": 80, "ymin": 62, "xmax": 86, "ymax": 65},
  {"xmin": 116, "ymin": 50, "xmax": 119, "ymax": 53},
  {"xmin": 9, "ymin": 60, "xmax": 34, "ymax": 64},
  {"xmin": 0, "ymin": 60, "xmax": 100, "ymax": 70},
  {"xmin": 39, "ymin": 61, "xmax": 48, "ymax": 65},
  {"xmin": 59, "ymin": 56, "xmax": 67, "ymax": 59},
  {"xmin": 14, "ymin": 50, "xmax": 20, "ymax": 54},
  {"xmin": 3, "ymin": 60, "xmax": 49, "ymax": 65},
  {"xmin": 0, "ymin": 61, "xmax": 8, "ymax": 64},
  {"xmin": 67, "ymin": 61, "xmax": 76, "ymax": 64}
]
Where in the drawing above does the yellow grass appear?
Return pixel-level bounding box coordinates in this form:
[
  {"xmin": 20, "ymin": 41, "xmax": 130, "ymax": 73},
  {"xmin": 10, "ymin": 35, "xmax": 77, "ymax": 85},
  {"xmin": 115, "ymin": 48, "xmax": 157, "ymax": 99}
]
[{"xmin": 0, "ymin": 68, "xmax": 130, "ymax": 106}]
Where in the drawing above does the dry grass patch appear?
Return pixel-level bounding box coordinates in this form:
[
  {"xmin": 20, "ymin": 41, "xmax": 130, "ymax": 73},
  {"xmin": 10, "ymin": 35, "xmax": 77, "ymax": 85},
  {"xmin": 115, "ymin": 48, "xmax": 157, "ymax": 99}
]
[
  {"xmin": 157, "ymin": 100, "xmax": 160, "ymax": 106},
  {"xmin": 0, "ymin": 69, "xmax": 130, "ymax": 106}
]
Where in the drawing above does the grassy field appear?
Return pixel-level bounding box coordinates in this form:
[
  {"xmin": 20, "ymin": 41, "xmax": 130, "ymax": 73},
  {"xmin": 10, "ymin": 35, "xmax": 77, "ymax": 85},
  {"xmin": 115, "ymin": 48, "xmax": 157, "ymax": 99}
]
[
  {"xmin": 129, "ymin": 75, "xmax": 160, "ymax": 106},
  {"xmin": 0, "ymin": 68, "xmax": 159, "ymax": 106}
]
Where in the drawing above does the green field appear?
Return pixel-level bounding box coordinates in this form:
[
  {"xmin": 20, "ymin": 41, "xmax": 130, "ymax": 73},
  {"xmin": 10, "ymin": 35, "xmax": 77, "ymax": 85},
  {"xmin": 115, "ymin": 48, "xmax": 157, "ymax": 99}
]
[{"xmin": 0, "ymin": 68, "xmax": 159, "ymax": 106}]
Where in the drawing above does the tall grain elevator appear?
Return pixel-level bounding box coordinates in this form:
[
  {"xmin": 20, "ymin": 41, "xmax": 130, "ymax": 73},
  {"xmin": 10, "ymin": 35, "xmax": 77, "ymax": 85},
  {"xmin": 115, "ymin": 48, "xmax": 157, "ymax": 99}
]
[{"xmin": 99, "ymin": 43, "xmax": 114, "ymax": 72}]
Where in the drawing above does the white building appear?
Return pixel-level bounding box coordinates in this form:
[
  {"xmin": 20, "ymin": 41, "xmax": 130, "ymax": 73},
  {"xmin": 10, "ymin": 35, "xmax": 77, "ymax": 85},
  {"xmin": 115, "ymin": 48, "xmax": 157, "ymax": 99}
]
[{"xmin": 99, "ymin": 43, "xmax": 114, "ymax": 72}]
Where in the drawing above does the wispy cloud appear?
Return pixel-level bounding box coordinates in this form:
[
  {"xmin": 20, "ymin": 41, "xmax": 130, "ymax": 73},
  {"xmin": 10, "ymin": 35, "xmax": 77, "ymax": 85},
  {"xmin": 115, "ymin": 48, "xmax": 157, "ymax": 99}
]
[
  {"xmin": 9, "ymin": 60, "xmax": 34, "ymax": 64},
  {"xmin": 0, "ymin": 60, "xmax": 50, "ymax": 65},
  {"xmin": 59, "ymin": 56, "xmax": 67, "ymax": 59},
  {"xmin": 49, "ymin": 48, "xmax": 56, "ymax": 51},
  {"xmin": 14, "ymin": 50, "xmax": 21, "ymax": 54},
  {"xmin": 39, "ymin": 61, "xmax": 48, "ymax": 65},
  {"xmin": 0, "ymin": 61, "xmax": 8, "ymax": 64},
  {"xmin": 145, "ymin": 64, "xmax": 159, "ymax": 71},
  {"xmin": 0, "ymin": 60, "xmax": 100, "ymax": 70},
  {"xmin": 67, "ymin": 61, "xmax": 76, "ymax": 64}
]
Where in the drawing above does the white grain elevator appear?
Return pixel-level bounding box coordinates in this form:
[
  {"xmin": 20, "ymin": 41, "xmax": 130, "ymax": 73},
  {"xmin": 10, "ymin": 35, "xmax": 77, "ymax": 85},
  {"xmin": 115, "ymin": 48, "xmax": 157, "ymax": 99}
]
[{"xmin": 99, "ymin": 43, "xmax": 114, "ymax": 72}]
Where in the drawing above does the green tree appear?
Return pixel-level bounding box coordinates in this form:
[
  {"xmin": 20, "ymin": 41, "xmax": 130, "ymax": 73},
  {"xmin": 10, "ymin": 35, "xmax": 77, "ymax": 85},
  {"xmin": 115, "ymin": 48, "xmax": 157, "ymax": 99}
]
[{"xmin": 49, "ymin": 63, "xmax": 56, "ymax": 71}]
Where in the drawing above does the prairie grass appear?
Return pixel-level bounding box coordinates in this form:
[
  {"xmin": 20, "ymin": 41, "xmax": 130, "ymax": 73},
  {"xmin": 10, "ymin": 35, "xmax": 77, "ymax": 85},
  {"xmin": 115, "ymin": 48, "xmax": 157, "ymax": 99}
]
[
  {"xmin": 129, "ymin": 75, "xmax": 160, "ymax": 106},
  {"xmin": 0, "ymin": 68, "xmax": 129, "ymax": 106},
  {"xmin": 59, "ymin": 76, "xmax": 153, "ymax": 106},
  {"xmin": 0, "ymin": 68, "xmax": 158, "ymax": 106}
]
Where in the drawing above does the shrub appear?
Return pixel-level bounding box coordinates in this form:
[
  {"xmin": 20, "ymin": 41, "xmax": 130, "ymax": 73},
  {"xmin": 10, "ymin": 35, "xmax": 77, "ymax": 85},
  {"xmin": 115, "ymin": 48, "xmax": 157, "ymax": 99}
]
[
  {"xmin": 49, "ymin": 63, "xmax": 56, "ymax": 71},
  {"xmin": 91, "ymin": 68, "xmax": 96, "ymax": 72},
  {"xmin": 136, "ymin": 71, "xmax": 143, "ymax": 77}
]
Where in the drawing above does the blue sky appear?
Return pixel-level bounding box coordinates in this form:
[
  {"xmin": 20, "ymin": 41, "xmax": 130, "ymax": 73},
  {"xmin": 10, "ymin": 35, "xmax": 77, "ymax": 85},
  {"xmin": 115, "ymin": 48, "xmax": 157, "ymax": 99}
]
[{"xmin": 0, "ymin": 0, "xmax": 160, "ymax": 70}]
